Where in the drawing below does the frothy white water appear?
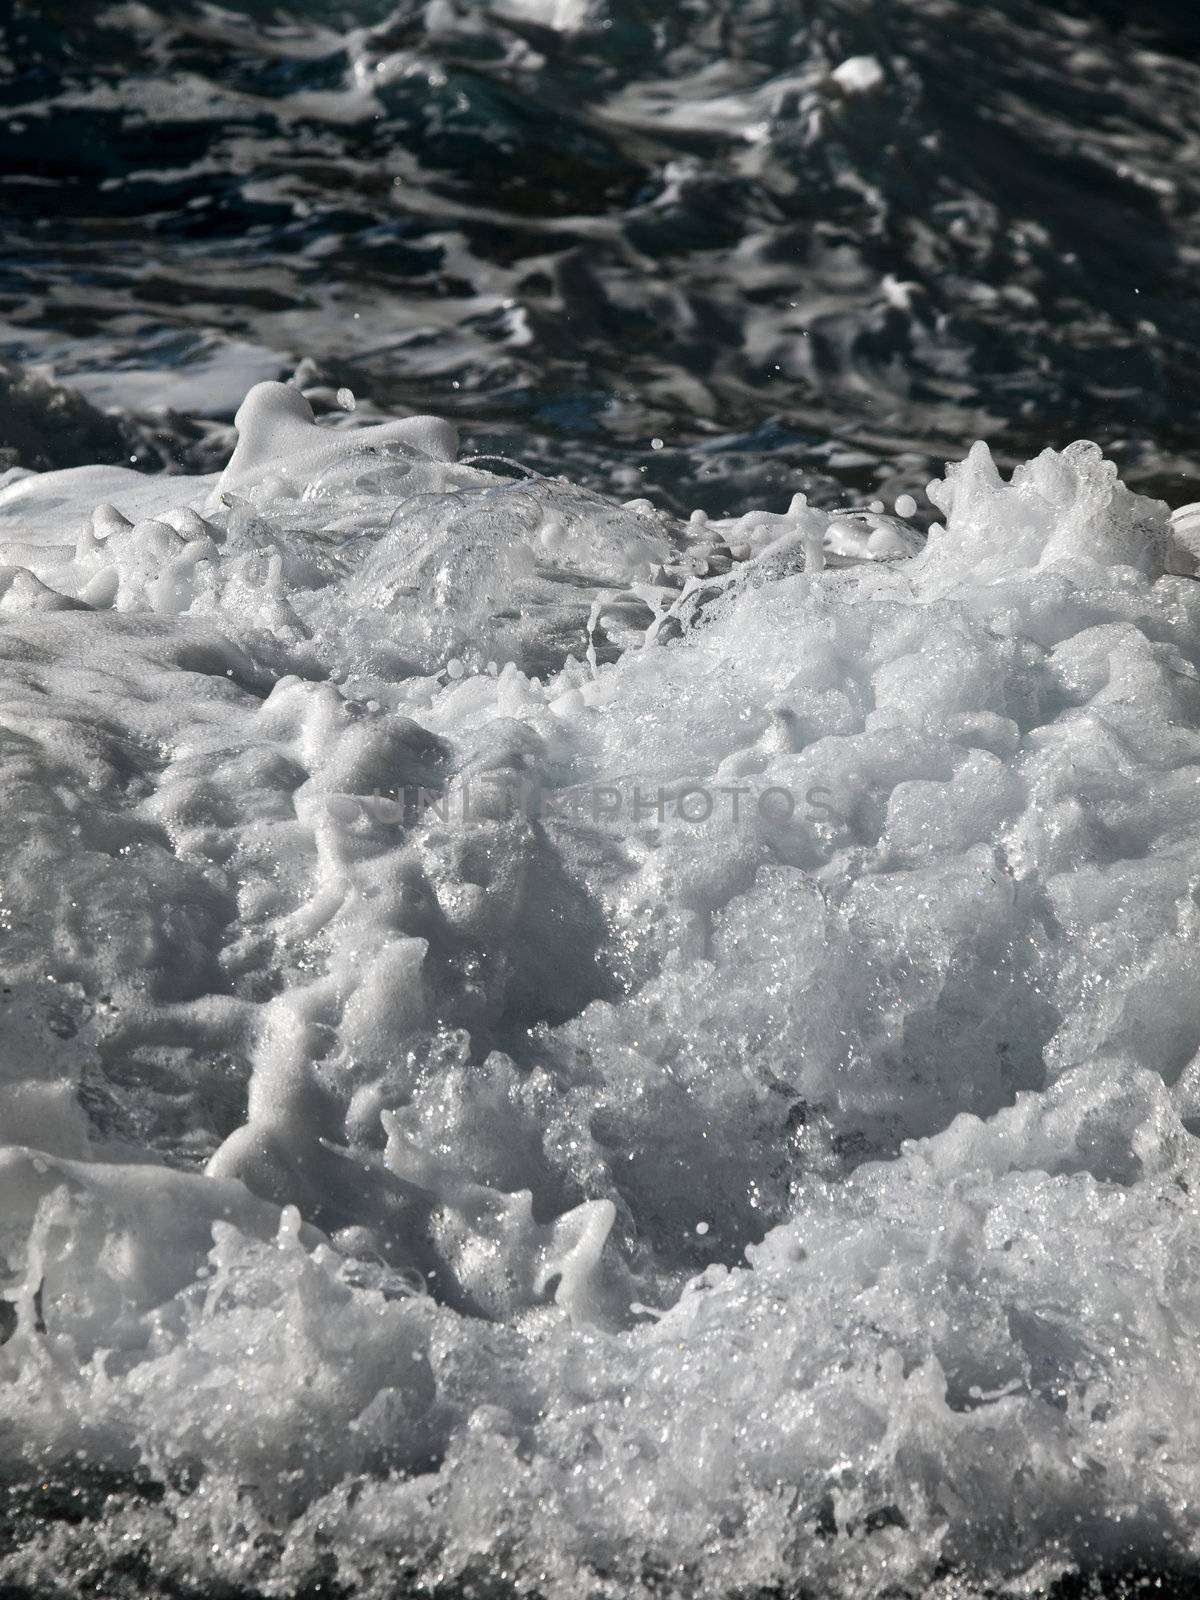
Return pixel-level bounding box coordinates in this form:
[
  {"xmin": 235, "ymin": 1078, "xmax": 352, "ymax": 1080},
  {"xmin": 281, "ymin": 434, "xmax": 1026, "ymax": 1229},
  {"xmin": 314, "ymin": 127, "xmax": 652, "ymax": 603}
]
[{"xmin": 2, "ymin": 384, "xmax": 1200, "ymax": 1597}]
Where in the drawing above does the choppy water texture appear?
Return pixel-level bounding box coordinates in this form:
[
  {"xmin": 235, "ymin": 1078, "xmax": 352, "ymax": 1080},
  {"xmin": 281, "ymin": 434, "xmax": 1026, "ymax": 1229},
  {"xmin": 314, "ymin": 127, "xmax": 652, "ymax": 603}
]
[
  {"xmin": 6, "ymin": 4, "xmax": 1200, "ymax": 1599},
  {"xmin": 4, "ymin": 0, "xmax": 1200, "ymax": 508}
]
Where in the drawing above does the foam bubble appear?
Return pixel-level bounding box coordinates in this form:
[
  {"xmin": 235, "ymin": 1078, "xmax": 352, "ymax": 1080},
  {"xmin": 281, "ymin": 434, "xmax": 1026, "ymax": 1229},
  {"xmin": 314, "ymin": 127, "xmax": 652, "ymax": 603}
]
[{"xmin": 831, "ymin": 55, "xmax": 885, "ymax": 94}]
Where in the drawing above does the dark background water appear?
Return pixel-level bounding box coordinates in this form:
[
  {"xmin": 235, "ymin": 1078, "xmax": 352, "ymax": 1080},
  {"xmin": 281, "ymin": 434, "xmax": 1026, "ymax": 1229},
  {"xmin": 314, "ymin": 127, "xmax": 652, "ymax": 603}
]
[{"xmin": 3, "ymin": 0, "xmax": 1200, "ymax": 517}]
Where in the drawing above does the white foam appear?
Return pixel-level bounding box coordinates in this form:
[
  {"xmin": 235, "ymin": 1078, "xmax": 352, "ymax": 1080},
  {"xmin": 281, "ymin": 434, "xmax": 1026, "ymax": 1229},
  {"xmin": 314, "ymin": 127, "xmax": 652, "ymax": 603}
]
[
  {"xmin": 1, "ymin": 391, "xmax": 1199, "ymax": 1596},
  {"xmin": 831, "ymin": 55, "xmax": 885, "ymax": 94}
]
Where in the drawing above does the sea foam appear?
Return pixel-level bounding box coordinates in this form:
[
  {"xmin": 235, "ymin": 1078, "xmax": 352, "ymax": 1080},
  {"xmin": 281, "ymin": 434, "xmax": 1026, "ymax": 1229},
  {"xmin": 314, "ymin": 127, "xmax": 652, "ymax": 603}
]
[{"xmin": 1, "ymin": 384, "xmax": 1200, "ymax": 1597}]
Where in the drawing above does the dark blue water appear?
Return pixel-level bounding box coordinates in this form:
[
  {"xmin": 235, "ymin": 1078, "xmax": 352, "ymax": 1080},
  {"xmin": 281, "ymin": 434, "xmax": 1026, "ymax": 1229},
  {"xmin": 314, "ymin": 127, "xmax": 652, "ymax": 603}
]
[{"xmin": 3, "ymin": 0, "xmax": 1200, "ymax": 517}]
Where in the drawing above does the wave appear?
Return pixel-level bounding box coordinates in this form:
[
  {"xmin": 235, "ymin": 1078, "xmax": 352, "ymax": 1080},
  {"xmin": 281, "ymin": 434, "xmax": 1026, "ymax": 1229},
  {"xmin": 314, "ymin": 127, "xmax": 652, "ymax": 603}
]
[{"xmin": 1, "ymin": 379, "xmax": 1200, "ymax": 1595}]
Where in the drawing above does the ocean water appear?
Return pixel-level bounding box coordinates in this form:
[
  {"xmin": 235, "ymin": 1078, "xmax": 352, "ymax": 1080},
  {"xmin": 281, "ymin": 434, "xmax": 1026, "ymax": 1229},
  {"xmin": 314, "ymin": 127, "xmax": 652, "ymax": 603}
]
[
  {"xmin": 5, "ymin": 0, "xmax": 1200, "ymax": 510},
  {"xmin": 4, "ymin": 3, "xmax": 1200, "ymax": 1598}
]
